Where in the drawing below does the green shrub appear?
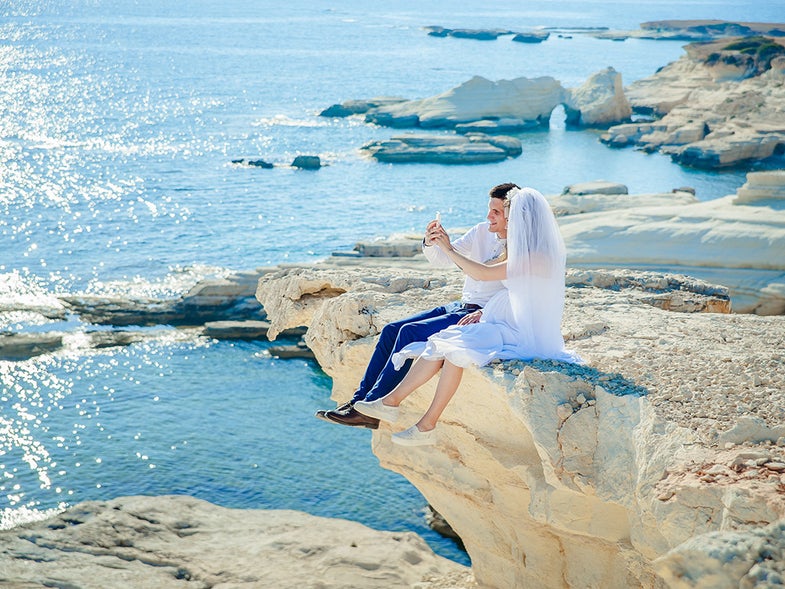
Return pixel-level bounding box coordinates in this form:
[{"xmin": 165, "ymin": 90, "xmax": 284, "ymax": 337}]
[{"xmin": 715, "ymin": 36, "xmax": 785, "ymax": 73}]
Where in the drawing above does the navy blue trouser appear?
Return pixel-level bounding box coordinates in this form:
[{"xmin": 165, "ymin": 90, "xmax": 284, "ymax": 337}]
[{"xmin": 350, "ymin": 301, "xmax": 473, "ymax": 403}]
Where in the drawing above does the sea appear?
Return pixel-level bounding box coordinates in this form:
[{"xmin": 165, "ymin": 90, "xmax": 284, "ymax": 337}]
[{"xmin": 2, "ymin": 0, "xmax": 784, "ymax": 566}]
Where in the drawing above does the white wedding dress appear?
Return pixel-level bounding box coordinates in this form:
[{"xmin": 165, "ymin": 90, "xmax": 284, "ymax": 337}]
[{"xmin": 393, "ymin": 187, "xmax": 581, "ymax": 369}]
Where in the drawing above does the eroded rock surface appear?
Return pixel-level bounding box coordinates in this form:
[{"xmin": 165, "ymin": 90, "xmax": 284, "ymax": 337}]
[
  {"xmin": 0, "ymin": 495, "xmax": 473, "ymax": 589},
  {"xmin": 325, "ymin": 69, "xmax": 632, "ymax": 134},
  {"xmin": 602, "ymin": 38, "xmax": 785, "ymax": 168},
  {"xmin": 564, "ymin": 66, "xmax": 632, "ymax": 126},
  {"xmin": 555, "ymin": 171, "xmax": 785, "ymax": 315},
  {"xmin": 255, "ymin": 261, "xmax": 785, "ymax": 589}
]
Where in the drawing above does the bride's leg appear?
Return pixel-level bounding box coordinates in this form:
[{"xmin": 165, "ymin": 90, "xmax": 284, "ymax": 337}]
[
  {"xmin": 415, "ymin": 361, "xmax": 463, "ymax": 431},
  {"xmin": 383, "ymin": 358, "xmax": 443, "ymax": 406}
]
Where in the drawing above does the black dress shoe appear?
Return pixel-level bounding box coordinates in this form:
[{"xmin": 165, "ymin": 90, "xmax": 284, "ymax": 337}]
[
  {"xmin": 325, "ymin": 407, "xmax": 380, "ymax": 429},
  {"xmin": 332, "ymin": 401, "xmax": 354, "ymax": 415},
  {"xmin": 315, "ymin": 401, "xmax": 353, "ymax": 422}
]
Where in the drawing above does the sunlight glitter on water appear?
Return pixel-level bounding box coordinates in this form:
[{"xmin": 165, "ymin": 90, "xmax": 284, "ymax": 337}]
[
  {"xmin": 0, "ymin": 334, "xmax": 213, "ymax": 510},
  {"xmin": 0, "ymin": 358, "xmax": 70, "ymax": 503}
]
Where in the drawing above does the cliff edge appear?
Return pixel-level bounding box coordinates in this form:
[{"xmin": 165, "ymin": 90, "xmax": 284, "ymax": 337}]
[{"xmin": 256, "ymin": 263, "xmax": 785, "ymax": 589}]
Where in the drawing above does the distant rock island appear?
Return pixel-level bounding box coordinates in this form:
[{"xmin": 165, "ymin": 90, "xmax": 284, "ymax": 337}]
[
  {"xmin": 423, "ymin": 20, "xmax": 785, "ymax": 43},
  {"xmin": 635, "ymin": 19, "xmax": 785, "ymax": 41},
  {"xmin": 321, "ymin": 68, "xmax": 631, "ymax": 164},
  {"xmin": 321, "ymin": 26, "xmax": 785, "ymax": 170}
]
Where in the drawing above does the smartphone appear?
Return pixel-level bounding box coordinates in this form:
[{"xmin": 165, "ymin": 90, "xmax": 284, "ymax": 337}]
[{"xmin": 435, "ymin": 211, "xmax": 441, "ymax": 226}]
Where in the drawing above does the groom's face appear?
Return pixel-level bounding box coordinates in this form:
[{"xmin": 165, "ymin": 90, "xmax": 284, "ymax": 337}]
[{"xmin": 486, "ymin": 197, "xmax": 508, "ymax": 238}]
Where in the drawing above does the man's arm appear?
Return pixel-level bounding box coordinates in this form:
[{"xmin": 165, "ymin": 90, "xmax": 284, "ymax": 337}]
[{"xmin": 430, "ymin": 228, "xmax": 506, "ymax": 281}]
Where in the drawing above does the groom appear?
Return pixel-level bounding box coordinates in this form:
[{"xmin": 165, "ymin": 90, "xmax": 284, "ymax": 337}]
[{"xmin": 315, "ymin": 182, "xmax": 518, "ymax": 429}]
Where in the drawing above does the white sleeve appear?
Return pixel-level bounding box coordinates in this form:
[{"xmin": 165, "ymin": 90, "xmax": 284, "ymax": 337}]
[{"xmin": 423, "ymin": 224, "xmax": 479, "ymax": 267}]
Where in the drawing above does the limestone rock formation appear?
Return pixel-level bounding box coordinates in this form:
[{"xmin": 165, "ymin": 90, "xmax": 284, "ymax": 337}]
[
  {"xmin": 512, "ymin": 31, "xmax": 550, "ymax": 43},
  {"xmin": 637, "ymin": 20, "xmax": 785, "ymax": 41},
  {"xmin": 0, "ymin": 332, "xmax": 64, "ymax": 360},
  {"xmin": 734, "ymin": 169, "xmax": 785, "ymax": 204},
  {"xmin": 0, "ymin": 495, "xmax": 473, "ymax": 589},
  {"xmin": 555, "ymin": 171, "xmax": 785, "ymax": 315},
  {"xmin": 455, "ymin": 118, "xmax": 540, "ymax": 134},
  {"xmin": 423, "ymin": 26, "xmax": 515, "ymax": 41},
  {"xmin": 360, "ymin": 133, "xmax": 522, "ymax": 164},
  {"xmin": 550, "ymin": 188, "xmax": 697, "ymax": 216},
  {"xmin": 564, "ymin": 67, "xmax": 632, "ymax": 127},
  {"xmin": 364, "ymin": 75, "xmax": 567, "ymax": 129},
  {"xmin": 562, "ymin": 180, "xmax": 629, "ymax": 196},
  {"xmin": 602, "ymin": 38, "xmax": 785, "ymax": 168},
  {"xmin": 60, "ymin": 269, "xmax": 269, "ymax": 326},
  {"xmin": 319, "ymin": 96, "xmax": 407, "ymax": 118},
  {"xmin": 655, "ymin": 518, "xmax": 785, "ymax": 588},
  {"xmin": 322, "ymin": 69, "xmax": 634, "ymax": 134},
  {"xmin": 255, "ymin": 261, "xmax": 785, "ymax": 589},
  {"xmin": 425, "ymin": 20, "xmax": 785, "ymax": 44},
  {"xmin": 0, "ymin": 269, "xmax": 303, "ymax": 361}
]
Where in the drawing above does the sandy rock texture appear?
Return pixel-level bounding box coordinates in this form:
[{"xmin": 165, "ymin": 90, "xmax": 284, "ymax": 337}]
[
  {"xmin": 554, "ymin": 171, "xmax": 785, "ymax": 315},
  {"xmin": 0, "ymin": 495, "xmax": 473, "ymax": 589},
  {"xmin": 655, "ymin": 518, "xmax": 785, "ymax": 588},
  {"xmin": 256, "ymin": 261, "xmax": 785, "ymax": 589},
  {"xmin": 602, "ymin": 38, "xmax": 785, "ymax": 168}
]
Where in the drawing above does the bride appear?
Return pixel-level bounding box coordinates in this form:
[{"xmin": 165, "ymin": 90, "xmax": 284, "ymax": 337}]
[{"xmin": 354, "ymin": 186, "xmax": 581, "ymax": 446}]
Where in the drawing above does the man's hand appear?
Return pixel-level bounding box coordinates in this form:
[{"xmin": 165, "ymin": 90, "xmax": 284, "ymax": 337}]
[
  {"xmin": 423, "ymin": 219, "xmax": 443, "ymax": 247},
  {"xmin": 457, "ymin": 310, "xmax": 482, "ymax": 325},
  {"xmin": 427, "ymin": 224, "xmax": 452, "ymax": 251}
]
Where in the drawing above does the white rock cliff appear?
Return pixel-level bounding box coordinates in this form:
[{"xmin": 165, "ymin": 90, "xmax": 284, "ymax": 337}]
[
  {"xmin": 255, "ymin": 262, "xmax": 785, "ymax": 589},
  {"xmin": 602, "ymin": 39, "xmax": 785, "ymax": 168},
  {"xmin": 555, "ymin": 171, "xmax": 785, "ymax": 315}
]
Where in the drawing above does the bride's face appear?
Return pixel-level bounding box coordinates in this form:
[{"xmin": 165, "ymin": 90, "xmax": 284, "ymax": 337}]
[{"xmin": 486, "ymin": 197, "xmax": 508, "ymax": 238}]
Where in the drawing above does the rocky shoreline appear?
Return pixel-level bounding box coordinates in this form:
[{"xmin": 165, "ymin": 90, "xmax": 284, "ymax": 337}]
[
  {"xmin": 3, "ymin": 250, "xmax": 782, "ymax": 587},
  {"xmin": 0, "ymin": 269, "xmax": 309, "ymax": 361},
  {"xmin": 0, "ymin": 495, "xmax": 474, "ymax": 589},
  {"xmin": 254, "ymin": 253, "xmax": 785, "ymax": 588},
  {"xmin": 603, "ymin": 37, "xmax": 785, "ymax": 168},
  {"xmin": 2, "ymin": 182, "xmax": 783, "ymax": 586},
  {"xmin": 3, "ymin": 21, "xmax": 785, "ymax": 587},
  {"xmin": 3, "ymin": 173, "xmax": 783, "ymax": 364}
]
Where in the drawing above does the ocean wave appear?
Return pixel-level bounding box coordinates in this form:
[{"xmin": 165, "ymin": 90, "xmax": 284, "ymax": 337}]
[
  {"xmin": 0, "ymin": 504, "xmax": 65, "ymax": 531},
  {"xmin": 0, "ymin": 271, "xmax": 63, "ymax": 311},
  {"xmin": 83, "ymin": 263, "xmax": 233, "ymax": 299}
]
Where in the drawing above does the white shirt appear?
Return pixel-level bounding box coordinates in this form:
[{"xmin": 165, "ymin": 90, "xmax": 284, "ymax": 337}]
[{"xmin": 422, "ymin": 221, "xmax": 505, "ymax": 306}]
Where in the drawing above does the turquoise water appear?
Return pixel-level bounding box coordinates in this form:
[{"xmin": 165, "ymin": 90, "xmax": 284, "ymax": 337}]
[{"xmin": 2, "ymin": 0, "xmax": 783, "ymax": 565}]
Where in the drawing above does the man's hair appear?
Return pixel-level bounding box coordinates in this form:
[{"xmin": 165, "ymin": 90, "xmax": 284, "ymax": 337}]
[{"xmin": 489, "ymin": 182, "xmax": 520, "ymax": 200}]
